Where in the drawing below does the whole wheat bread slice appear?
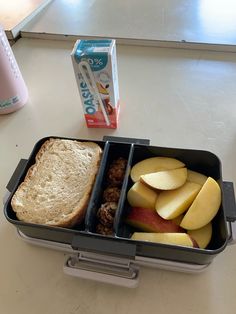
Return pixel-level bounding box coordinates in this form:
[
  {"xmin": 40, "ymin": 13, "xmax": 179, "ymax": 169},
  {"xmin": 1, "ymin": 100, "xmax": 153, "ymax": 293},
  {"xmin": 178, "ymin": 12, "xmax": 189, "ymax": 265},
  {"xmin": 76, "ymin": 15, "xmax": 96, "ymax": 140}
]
[{"xmin": 11, "ymin": 138, "xmax": 102, "ymax": 227}]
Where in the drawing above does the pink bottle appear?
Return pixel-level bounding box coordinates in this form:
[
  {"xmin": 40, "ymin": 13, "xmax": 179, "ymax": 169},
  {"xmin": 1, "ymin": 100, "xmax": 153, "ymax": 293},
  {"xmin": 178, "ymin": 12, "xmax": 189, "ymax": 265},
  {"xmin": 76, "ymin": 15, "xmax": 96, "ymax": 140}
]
[{"xmin": 0, "ymin": 25, "xmax": 28, "ymax": 114}]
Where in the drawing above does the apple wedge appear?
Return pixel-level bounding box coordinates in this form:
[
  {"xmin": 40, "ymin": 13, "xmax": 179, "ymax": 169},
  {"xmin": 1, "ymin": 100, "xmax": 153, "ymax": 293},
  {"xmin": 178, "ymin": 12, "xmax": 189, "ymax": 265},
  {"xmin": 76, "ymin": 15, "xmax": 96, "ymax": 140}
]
[
  {"xmin": 141, "ymin": 167, "xmax": 187, "ymax": 190},
  {"xmin": 187, "ymin": 170, "xmax": 207, "ymax": 186},
  {"xmin": 131, "ymin": 232, "xmax": 198, "ymax": 248},
  {"xmin": 187, "ymin": 222, "xmax": 212, "ymax": 249},
  {"xmin": 125, "ymin": 207, "xmax": 183, "ymax": 233},
  {"xmin": 127, "ymin": 181, "xmax": 159, "ymax": 210},
  {"xmin": 130, "ymin": 157, "xmax": 185, "ymax": 182},
  {"xmin": 180, "ymin": 177, "xmax": 221, "ymax": 230},
  {"xmin": 155, "ymin": 182, "xmax": 201, "ymax": 219}
]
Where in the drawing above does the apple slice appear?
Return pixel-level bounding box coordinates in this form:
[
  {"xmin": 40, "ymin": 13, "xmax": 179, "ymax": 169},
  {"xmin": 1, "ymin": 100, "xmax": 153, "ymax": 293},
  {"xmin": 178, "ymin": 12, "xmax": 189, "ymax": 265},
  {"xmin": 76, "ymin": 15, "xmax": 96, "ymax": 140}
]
[
  {"xmin": 127, "ymin": 181, "xmax": 159, "ymax": 210},
  {"xmin": 125, "ymin": 207, "xmax": 183, "ymax": 233},
  {"xmin": 155, "ymin": 182, "xmax": 201, "ymax": 219},
  {"xmin": 180, "ymin": 177, "xmax": 221, "ymax": 230},
  {"xmin": 141, "ymin": 167, "xmax": 187, "ymax": 190},
  {"xmin": 187, "ymin": 222, "xmax": 212, "ymax": 249},
  {"xmin": 131, "ymin": 232, "xmax": 198, "ymax": 248},
  {"xmin": 187, "ymin": 170, "xmax": 207, "ymax": 186},
  {"xmin": 130, "ymin": 157, "xmax": 185, "ymax": 182}
]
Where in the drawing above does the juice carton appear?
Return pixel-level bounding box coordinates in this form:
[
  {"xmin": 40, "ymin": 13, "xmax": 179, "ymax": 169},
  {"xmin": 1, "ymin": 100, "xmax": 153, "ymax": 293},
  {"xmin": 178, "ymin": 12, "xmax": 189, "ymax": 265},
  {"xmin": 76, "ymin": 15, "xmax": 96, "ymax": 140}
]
[{"xmin": 71, "ymin": 39, "xmax": 120, "ymax": 128}]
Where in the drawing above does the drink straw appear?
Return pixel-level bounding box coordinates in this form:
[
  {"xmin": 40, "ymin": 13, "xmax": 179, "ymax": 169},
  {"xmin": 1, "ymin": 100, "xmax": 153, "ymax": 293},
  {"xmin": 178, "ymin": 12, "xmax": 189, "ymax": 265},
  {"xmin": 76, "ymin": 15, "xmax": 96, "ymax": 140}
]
[{"xmin": 78, "ymin": 60, "xmax": 110, "ymax": 126}]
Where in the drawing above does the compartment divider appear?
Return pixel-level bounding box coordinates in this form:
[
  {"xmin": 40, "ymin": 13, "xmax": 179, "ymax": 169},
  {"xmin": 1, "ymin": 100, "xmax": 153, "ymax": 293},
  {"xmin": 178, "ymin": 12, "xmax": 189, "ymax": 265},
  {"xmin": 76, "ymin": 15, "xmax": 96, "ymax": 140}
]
[
  {"xmin": 85, "ymin": 141, "xmax": 134, "ymax": 235},
  {"xmin": 84, "ymin": 141, "xmax": 110, "ymax": 232},
  {"xmin": 113, "ymin": 144, "xmax": 135, "ymax": 237}
]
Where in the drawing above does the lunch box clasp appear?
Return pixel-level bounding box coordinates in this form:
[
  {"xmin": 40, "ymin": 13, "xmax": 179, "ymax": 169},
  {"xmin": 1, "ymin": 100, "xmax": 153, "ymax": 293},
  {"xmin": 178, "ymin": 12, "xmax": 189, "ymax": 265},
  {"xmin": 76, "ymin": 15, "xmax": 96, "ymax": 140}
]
[
  {"xmin": 64, "ymin": 251, "xmax": 139, "ymax": 288},
  {"xmin": 222, "ymin": 181, "xmax": 236, "ymax": 245}
]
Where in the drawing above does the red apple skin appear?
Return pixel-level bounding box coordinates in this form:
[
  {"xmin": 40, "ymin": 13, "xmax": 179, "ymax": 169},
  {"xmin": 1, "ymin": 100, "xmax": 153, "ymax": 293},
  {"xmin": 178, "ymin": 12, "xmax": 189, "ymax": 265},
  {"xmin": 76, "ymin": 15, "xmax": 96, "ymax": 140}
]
[
  {"xmin": 125, "ymin": 207, "xmax": 184, "ymax": 233},
  {"xmin": 189, "ymin": 235, "xmax": 199, "ymax": 248}
]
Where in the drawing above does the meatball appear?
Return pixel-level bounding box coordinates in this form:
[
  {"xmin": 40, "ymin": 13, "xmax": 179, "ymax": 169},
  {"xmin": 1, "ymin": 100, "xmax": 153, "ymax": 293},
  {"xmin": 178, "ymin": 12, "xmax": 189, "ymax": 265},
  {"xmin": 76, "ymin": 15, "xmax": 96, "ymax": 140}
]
[
  {"xmin": 103, "ymin": 186, "xmax": 121, "ymax": 203},
  {"xmin": 96, "ymin": 223, "xmax": 113, "ymax": 236},
  {"xmin": 107, "ymin": 157, "xmax": 127, "ymax": 186},
  {"xmin": 97, "ymin": 202, "xmax": 118, "ymax": 227}
]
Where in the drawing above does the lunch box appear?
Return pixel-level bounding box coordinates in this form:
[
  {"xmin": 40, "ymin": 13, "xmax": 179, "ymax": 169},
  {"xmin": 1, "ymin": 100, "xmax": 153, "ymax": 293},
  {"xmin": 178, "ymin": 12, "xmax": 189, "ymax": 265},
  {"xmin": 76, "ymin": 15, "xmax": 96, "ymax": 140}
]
[{"xmin": 3, "ymin": 136, "xmax": 236, "ymax": 287}]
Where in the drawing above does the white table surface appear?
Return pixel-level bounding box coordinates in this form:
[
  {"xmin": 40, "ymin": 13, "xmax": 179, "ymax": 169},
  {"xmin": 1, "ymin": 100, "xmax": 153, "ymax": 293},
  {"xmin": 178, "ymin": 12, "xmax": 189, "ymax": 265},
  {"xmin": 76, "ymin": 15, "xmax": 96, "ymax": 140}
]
[
  {"xmin": 1, "ymin": 38, "xmax": 236, "ymax": 314},
  {"xmin": 21, "ymin": 0, "xmax": 236, "ymax": 52},
  {"xmin": 0, "ymin": 0, "xmax": 52, "ymax": 39}
]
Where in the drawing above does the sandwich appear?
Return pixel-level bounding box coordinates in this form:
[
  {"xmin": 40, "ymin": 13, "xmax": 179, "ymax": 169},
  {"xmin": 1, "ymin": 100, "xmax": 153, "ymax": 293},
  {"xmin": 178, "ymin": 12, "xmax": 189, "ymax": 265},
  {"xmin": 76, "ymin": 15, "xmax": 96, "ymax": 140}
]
[{"xmin": 11, "ymin": 138, "xmax": 102, "ymax": 227}]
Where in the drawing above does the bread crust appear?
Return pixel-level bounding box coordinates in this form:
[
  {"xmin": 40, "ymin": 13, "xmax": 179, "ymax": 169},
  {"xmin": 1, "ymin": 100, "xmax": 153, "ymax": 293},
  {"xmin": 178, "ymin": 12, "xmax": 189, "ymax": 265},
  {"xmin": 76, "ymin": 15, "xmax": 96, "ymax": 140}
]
[{"xmin": 11, "ymin": 138, "xmax": 102, "ymax": 227}]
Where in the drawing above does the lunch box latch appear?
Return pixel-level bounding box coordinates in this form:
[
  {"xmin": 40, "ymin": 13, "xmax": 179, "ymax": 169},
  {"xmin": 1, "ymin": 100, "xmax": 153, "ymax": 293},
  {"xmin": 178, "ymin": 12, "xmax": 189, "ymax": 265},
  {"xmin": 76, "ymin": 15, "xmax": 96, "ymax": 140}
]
[
  {"xmin": 103, "ymin": 135, "xmax": 150, "ymax": 146},
  {"xmin": 71, "ymin": 234, "xmax": 137, "ymax": 258},
  {"xmin": 3, "ymin": 159, "xmax": 28, "ymax": 205},
  {"xmin": 222, "ymin": 181, "xmax": 236, "ymax": 245},
  {"xmin": 64, "ymin": 251, "xmax": 139, "ymax": 288},
  {"xmin": 222, "ymin": 181, "xmax": 236, "ymax": 222},
  {"xmin": 6, "ymin": 159, "xmax": 28, "ymax": 192}
]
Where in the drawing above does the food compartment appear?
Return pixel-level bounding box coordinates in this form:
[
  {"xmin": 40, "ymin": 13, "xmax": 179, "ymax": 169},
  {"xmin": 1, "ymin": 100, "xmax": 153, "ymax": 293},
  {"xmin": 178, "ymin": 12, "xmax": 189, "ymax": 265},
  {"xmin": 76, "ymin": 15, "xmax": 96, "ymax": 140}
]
[
  {"xmin": 85, "ymin": 142, "xmax": 133, "ymax": 236},
  {"xmin": 4, "ymin": 136, "xmax": 107, "ymax": 242},
  {"xmin": 115, "ymin": 144, "xmax": 228, "ymax": 255}
]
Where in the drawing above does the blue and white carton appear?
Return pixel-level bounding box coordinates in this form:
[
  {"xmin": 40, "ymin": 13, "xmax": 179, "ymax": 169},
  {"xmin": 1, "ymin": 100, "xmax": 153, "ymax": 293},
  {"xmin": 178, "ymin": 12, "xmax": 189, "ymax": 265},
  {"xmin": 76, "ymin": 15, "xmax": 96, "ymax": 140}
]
[{"xmin": 71, "ymin": 39, "xmax": 120, "ymax": 128}]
